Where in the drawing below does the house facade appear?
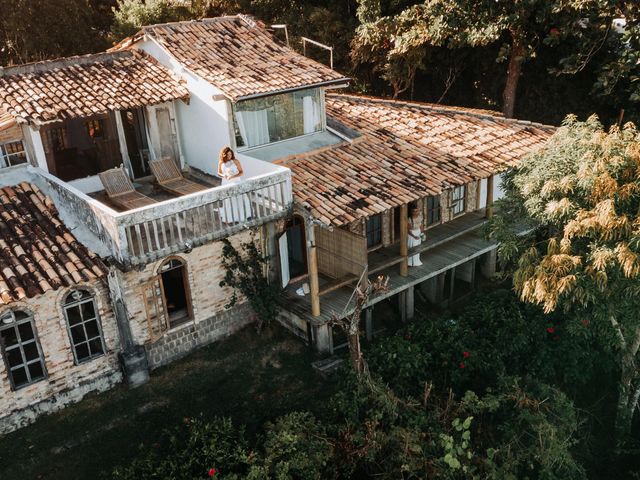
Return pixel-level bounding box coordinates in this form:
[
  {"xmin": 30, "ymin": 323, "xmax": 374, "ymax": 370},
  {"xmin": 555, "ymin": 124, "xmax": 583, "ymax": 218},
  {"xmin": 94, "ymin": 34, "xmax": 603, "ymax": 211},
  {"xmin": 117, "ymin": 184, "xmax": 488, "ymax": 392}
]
[{"xmin": 0, "ymin": 14, "xmax": 553, "ymax": 432}]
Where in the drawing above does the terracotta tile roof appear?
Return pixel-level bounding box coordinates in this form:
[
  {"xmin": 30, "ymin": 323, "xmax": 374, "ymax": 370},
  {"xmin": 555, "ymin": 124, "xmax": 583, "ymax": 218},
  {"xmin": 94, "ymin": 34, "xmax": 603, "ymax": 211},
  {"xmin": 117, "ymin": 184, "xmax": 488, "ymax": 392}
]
[
  {"xmin": 0, "ymin": 109, "xmax": 16, "ymax": 132},
  {"xmin": 139, "ymin": 15, "xmax": 348, "ymax": 101},
  {"xmin": 0, "ymin": 51, "xmax": 189, "ymax": 126},
  {"xmin": 285, "ymin": 94, "xmax": 555, "ymax": 226},
  {"xmin": 0, "ymin": 182, "xmax": 107, "ymax": 305}
]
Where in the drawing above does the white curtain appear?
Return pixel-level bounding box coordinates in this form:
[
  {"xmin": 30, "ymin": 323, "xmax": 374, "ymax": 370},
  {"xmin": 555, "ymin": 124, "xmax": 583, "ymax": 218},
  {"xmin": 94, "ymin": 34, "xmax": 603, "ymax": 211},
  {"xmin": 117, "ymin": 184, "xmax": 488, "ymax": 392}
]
[
  {"xmin": 236, "ymin": 109, "xmax": 270, "ymax": 147},
  {"xmin": 303, "ymin": 96, "xmax": 321, "ymax": 134}
]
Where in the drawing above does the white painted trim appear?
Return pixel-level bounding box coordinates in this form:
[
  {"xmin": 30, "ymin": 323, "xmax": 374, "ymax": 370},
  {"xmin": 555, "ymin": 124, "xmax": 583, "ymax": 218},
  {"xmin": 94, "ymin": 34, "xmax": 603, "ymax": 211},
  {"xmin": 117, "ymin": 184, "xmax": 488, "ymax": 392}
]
[
  {"xmin": 114, "ymin": 110, "xmax": 133, "ymax": 177},
  {"xmin": 28, "ymin": 127, "xmax": 49, "ymax": 171}
]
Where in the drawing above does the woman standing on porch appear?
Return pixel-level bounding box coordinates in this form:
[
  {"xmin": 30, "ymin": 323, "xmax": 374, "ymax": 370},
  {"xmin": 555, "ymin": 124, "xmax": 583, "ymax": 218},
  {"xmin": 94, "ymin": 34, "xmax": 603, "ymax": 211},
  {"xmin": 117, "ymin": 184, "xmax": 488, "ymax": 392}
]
[
  {"xmin": 407, "ymin": 204, "xmax": 424, "ymax": 267},
  {"xmin": 217, "ymin": 146, "xmax": 252, "ymax": 223}
]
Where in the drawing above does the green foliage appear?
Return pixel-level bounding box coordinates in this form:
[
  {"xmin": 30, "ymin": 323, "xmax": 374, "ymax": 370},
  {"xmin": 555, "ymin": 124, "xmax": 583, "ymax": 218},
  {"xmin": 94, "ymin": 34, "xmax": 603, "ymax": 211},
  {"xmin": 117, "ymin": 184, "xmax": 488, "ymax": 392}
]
[
  {"xmin": 260, "ymin": 412, "xmax": 332, "ymax": 479},
  {"xmin": 111, "ymin": 0, "xmax": 185, "ymax": 40},
  {"xmin": 109, "ymin": 416, "xmax": 256, "ymax": 479},
  {"xmin": 219, "ymin": 238, "xmax": 280, "ymax": 330}
]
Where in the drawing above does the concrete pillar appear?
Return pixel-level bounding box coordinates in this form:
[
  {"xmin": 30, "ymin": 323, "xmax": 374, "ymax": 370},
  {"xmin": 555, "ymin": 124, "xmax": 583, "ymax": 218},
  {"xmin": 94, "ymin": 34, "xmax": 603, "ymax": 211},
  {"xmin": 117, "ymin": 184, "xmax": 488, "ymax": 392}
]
[
  {"xmin": 107, "ymin": 268, "xmax": 149, "ymax": 388},
  {"xmin": 398, "ymin": 291, "xmax": 407, "ymax": 323},
  {"xmin": 365, "ymin": 308, "xmax": 373, "ymax": 341},
  {"xmin": 406, "ymin": 285, "xmax": 415, "ymax": 320},
  {"xmin": 481, "ymin": 249, "xmax": 497, "ymax": 279},
  {"xmin": 421, "ymin": 274, "xmax": 445, "ymax": 305},
  {"xmin": 314, "ymin": 323, "xmax": 332, "ymax": 354},
  {"xmin": 486, "ymin": 175, "xmax": 494, "ymax": 218},
  {"xmin": 456, "ymin": 260, "xmax": 475, "ymax": 284}
]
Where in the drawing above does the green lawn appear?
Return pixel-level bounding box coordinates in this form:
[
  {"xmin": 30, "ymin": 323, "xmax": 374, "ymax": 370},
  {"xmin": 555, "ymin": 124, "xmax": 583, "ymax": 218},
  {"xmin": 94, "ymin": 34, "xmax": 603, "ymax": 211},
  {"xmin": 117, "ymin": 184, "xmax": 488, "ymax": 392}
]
[{"xmin": 0, "ymin": 325, "xmax": 333, "ymax": 480}]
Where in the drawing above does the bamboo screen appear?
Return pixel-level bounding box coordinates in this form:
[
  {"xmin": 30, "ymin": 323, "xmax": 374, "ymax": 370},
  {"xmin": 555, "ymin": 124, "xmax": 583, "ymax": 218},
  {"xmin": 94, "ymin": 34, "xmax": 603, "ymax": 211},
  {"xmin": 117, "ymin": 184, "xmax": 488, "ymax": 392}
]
[{"xmin": 315, "ymin": 226, "xmax": 367, "ymax": 279}]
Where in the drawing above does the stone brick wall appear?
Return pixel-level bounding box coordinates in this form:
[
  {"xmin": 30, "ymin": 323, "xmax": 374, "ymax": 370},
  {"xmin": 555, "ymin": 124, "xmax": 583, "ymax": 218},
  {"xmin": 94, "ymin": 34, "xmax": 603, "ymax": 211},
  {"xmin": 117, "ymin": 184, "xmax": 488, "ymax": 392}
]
[
  {"xmin": 0, "ymin": 281, "xmax": 122, "ymax": 434},
  {"xmin": 121, "ymin": 229, "xmax": 257, "ymax": 368}
]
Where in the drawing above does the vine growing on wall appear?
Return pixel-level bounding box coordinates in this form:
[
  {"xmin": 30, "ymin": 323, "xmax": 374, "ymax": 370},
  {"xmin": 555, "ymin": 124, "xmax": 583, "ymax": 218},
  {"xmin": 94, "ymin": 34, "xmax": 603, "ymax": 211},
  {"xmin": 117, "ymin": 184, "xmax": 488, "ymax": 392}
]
[{"xmin": 219, "ymin": 238, "xmax": 279, "ymax": 331}]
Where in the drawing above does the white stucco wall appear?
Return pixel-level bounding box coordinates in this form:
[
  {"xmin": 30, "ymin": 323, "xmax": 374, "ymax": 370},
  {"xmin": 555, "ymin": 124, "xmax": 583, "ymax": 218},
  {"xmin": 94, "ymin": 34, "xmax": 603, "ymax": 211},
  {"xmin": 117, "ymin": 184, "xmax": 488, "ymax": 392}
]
[
  {"xmin": 137, "ymin": 39, "xmax": 233, "ymax": 176},
  {"xmin": 478, "ymin": 177, "xmax": 488, "ymax": 209}
]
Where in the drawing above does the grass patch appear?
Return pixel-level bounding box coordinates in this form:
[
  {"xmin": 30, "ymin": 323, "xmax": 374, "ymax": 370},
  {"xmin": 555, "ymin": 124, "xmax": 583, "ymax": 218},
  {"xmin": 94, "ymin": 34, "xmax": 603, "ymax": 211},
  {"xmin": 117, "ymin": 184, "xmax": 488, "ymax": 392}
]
[{"xmin": 0, "ymin": 325, "xmax": 333, "ymax": 480}]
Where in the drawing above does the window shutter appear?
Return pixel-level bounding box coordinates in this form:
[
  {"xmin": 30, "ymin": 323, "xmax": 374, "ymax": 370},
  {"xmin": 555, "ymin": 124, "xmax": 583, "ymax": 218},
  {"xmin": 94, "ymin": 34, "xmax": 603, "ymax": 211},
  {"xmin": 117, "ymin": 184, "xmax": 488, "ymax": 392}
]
[{"xmin": 141, "ymin": 275, "xmax": 168, "ymax": 342}]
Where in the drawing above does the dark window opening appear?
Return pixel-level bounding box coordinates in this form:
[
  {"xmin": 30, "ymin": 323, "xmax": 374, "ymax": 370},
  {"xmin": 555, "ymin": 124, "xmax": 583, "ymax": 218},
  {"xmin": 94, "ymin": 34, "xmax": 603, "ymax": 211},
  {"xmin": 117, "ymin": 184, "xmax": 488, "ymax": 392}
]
[
  {"xmin": 426, "ymin": 195, "xmax": 441, "ymax": 226},
  {"xmin": 286, "ymin": 215, "xmax": 307, "ymax": 279},
  {"xmin": 160, "ymin": 259, "xmax": 192, "ymax": 328},
  {"xmin": 0, "ymin": 310, "xmax": 46, "ymax": 390},
  {"xmin": 121, "ymin": 109, "xmax": 150, "ymax": 179},
  {"xmin": 366, "ymin": 215, "xmax": 382, "ymax": 249},
  {"xmin": 63, "ymin": 290, "xmax": 105, "ymax": 364}
]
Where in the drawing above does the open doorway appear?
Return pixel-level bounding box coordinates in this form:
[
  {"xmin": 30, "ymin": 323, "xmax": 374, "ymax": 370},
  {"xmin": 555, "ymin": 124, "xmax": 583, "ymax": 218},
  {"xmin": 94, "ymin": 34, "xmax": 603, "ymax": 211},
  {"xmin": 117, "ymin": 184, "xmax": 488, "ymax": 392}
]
[
  {"xmin": 286, "ymin": 216, "xmax": 307, "ymax": 280},
  {"xmin": 120, "ymin": 109, "xmax": 150, "ymax": 179},
  {"xmin": 159, "ymin": 258, "xmax": 193, "ymax": 328}
]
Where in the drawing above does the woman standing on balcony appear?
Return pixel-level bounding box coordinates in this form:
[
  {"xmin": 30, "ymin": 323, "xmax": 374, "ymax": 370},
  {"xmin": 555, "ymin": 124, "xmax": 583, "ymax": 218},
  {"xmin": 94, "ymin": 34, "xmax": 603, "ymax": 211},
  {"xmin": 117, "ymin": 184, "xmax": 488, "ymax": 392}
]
[
  {"xmin": 218, "ymin": 146, "xmax": 252, "ymax": 223},
  {"xmin": 407, "ymin": 203, "xmax": 424, "ymax": 267}
]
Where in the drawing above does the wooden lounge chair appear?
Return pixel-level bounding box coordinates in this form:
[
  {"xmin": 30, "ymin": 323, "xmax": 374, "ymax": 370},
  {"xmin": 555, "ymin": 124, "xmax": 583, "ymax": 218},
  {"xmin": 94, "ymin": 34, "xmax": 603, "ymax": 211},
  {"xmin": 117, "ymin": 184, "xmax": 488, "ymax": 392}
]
[
  {"xmin": 149, "ymin": 158, "xmax": 208, "ymax": 196},
  {"xmin": 98, "ymin": 167, "xmax": 157, "ymax": 210}
]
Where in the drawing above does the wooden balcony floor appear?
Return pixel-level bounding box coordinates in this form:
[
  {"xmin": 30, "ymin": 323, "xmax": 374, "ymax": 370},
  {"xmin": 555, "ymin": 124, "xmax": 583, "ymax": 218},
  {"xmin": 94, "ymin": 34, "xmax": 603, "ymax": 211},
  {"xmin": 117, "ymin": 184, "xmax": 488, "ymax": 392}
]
[{"xmin": 280, "ymin": 211, "xmax": 494, "ymax": 324}]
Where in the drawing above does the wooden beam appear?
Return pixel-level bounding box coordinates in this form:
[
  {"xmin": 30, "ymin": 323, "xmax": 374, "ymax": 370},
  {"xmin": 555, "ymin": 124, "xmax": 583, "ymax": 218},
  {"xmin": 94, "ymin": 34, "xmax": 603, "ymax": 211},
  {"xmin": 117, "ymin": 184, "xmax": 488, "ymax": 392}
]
[
  {"xmin": 306, "ymin": 223, "xmax": 321, "ymax": 317},
  {"xmin": 399, "ymin": 204, "xmax": 408, "ymax": 276},
  {"xmin": 486, "ymin": 175, "xmax": 494, "ymax": 219}
]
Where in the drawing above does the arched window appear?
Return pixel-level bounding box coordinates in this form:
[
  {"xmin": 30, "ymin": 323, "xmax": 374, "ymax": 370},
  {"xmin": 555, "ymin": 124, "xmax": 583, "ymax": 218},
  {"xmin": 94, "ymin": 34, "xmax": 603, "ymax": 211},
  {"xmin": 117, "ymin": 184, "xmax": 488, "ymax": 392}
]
[
  {"xmin": 159, "ymin": 258, "xmax": 193, "ymax": 328},
  {"xmin": 0, "ymin": 310, "xmax": 46, "ymax": 390},
  {"xmin": 63, "ymin": 290, "xmax": 105, "ymax": 364}
]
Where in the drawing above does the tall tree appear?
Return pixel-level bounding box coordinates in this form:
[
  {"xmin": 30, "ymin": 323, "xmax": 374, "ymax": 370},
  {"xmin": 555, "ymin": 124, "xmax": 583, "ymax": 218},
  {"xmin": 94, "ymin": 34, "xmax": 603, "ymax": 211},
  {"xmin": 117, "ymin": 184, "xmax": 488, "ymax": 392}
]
[
  {"xmin": 0, "ymin": 0, "xmax": 105, "ymax": 65},
  {"xmin": 352, "ymin": 0, "xmax": 627, "ymax": 117},
  {"xmin": 491, "ymin": 116, "xmax": 640, "ymax": 447}
]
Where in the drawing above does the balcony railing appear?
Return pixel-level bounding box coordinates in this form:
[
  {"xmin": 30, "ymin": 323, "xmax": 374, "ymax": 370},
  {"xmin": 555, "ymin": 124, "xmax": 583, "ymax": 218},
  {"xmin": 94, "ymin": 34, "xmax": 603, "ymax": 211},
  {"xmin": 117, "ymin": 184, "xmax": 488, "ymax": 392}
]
[{"xmin": 33, "ymin": 162, "xmax": 292, "ymax": 267}]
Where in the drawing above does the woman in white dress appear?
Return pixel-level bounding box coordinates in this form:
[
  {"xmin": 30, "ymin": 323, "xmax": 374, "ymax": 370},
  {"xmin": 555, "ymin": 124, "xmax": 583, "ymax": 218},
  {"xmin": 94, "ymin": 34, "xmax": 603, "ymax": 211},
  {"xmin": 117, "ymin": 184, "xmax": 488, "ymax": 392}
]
[
  {"xmin": 217, "ymin": 146, "xmax": 252, "ymax": 224},
  {"xmin": 407, "ymin": 204, "xmax": 424, "ymax": 267}
]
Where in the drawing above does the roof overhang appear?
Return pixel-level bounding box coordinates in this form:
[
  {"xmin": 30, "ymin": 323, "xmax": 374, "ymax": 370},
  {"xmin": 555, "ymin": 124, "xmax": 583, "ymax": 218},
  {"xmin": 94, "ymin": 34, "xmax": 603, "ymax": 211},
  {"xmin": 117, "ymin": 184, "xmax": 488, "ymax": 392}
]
[{"xmin": 232, "ymin": 78, "xmax": 351, "ymax": 103}]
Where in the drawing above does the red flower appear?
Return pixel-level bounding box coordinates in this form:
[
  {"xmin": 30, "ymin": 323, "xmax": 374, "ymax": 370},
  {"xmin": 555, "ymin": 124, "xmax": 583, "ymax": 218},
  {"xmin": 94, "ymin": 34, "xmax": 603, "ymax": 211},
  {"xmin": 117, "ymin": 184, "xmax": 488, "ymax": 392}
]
[
  {"xmin": 462, "ymin": 351, "xmax": 470, "ymax": 359},
  {"xmin": 550, "ymin": 27, "xmax": 560, "ymax": 35},
  {"xmin": 459, "ymin": 361, "xmax": 465, "ymax": 369},
  {"xmin": 208, "ymin": 468, "xmax": 218, "ymax": 477},
  {"xmin": 582, "ymin": 319, "xmax": 590, "ymax": 327},
  {"xmin": 404, "ymin": 333, "xmax": 412, "ymax": 341},
  {"xmin": 546, "ymin": 327, "xmax": 555, "ymax": 334}
]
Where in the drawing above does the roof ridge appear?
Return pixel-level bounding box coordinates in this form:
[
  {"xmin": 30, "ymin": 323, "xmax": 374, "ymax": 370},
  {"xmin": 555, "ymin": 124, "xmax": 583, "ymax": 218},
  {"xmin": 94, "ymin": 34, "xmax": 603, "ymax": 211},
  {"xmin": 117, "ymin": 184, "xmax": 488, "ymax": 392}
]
[
  {"xmin": 327, "ymin": 93, "xmax": 555, "ymax": 130},
  {"xmin": 142, "ymin": 14, "xmax": 248, "ymax": 32},
  {"xmin": 0, "ymin": 51, "xmax": 132, "ymax": 78}
]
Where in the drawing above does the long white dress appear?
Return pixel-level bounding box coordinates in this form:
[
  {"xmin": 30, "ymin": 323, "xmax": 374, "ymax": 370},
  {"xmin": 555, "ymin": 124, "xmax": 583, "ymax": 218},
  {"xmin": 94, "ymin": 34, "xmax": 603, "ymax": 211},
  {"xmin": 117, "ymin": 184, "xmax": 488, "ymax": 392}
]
[
  {"xmin": 407, "ymin": 215, "xmax": 423, "ymax": 267},
  {"xmin": 219, "ymin": 161, "xmax": 252, "ymax": 224}
]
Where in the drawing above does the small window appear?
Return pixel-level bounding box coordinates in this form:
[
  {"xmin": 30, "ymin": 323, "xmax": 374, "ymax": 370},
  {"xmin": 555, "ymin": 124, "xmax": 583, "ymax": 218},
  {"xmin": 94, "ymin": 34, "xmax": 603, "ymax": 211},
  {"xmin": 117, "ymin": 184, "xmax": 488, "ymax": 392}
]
[
  {"xmin": 451, "ymin": 185, "xmax": 466, "ymax": 216},
  {"xmin": 86, "ymin": 119, "xmax": 104, "ymax": 138},
  {"xmin": 159, "ymin": 258, "xmax": 193, "ymax": 328},
  {"xmin": 63, "ymin": 290, "xmax": 105, "ymax": 364},
  {"xmin": 426, "ymin": 195, "xmax": 441, "ymax": 226},
  {"xmin": 366, "ymin": 215, "xmax": 383, "ymax": 249},
  {"xmin": 0, "ymin": 310, "xmax": 46, "ymax": 390},
  {"xmin": 0, "ymin": 141, "xmax": 27, "ymax": 167}
]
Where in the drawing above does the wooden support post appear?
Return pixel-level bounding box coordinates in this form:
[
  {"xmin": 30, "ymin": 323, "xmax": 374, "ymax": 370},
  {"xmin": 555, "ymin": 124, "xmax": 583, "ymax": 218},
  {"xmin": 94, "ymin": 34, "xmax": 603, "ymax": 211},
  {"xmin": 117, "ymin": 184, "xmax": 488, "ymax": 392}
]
[
  {"xmin": 486, "ymin": 175, "xmax": 494, "ymax": 219},
  {"xmin": 365, "ymin": 307, "xmax": 373, "ymax": 341},
  {"xmin": 399, "ymin": 203, "xmax": 408, "ymax": 276},
  {"xmin": 306, "ymin": 222, "xmax": 321, "ymax": 317}
]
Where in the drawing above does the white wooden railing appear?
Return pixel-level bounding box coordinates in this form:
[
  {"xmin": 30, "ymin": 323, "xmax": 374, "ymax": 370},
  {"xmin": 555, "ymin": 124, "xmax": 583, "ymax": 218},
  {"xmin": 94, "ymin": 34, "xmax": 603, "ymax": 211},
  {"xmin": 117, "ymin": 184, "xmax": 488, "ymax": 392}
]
[{"xmin": 32, "ymin": 164, "xmax": 292, "ymax": 267}]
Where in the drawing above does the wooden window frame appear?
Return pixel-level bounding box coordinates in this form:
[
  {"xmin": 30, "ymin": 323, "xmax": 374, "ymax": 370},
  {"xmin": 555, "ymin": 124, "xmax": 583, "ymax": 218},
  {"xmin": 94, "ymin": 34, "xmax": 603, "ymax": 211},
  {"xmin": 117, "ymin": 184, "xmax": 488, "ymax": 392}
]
[
  {"xmin": 450, "ymin": 185, "xmax": 467, "ymax": 217},
  {"xmin": 366, "ymin": 214, "xmax": 383, "ymax": 250},
  {"xmin": 0, "ymin": 140, "xmax": 27, "ymax": 168},
  {"xmin": 63, "ymin": 289, "xmax": 106, "ymax": 365},
  {"xmin": 0, "ymin": 310, "xmax": 47, "ymax": 391},
  {"xmin": 425, "ymin": 195, "xmax": 442, "ymax": 228}
]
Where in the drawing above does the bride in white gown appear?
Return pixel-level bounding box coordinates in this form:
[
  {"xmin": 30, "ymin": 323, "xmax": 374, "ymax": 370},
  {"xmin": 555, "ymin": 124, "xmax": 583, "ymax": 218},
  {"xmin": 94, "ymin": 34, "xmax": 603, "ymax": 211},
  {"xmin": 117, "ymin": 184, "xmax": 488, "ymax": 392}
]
[{"xmin": 217, "ymin": 147, "xmax": 252, "ymax": 224}]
